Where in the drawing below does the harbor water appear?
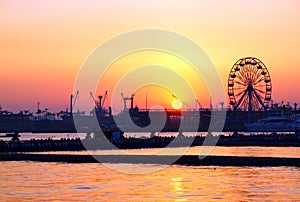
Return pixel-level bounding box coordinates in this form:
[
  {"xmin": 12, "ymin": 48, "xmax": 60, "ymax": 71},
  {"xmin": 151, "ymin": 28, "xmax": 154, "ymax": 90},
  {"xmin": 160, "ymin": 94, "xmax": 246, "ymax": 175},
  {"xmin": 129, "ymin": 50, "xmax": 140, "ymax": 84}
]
[
  {"xmin": 0, "ymin": 161, "xmax": 299, "ymax": 201},
  {"xmin": 1, "ymin": 133, "xmax": 300, "ymax": 201}
]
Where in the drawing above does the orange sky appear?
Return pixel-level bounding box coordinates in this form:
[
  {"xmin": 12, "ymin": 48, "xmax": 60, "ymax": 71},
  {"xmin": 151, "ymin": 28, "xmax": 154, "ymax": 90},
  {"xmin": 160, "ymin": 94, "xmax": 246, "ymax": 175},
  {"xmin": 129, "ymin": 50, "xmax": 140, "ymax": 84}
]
[{"xmin": 0, "ymin": 0, "xmax": 300, "ymax": 113}]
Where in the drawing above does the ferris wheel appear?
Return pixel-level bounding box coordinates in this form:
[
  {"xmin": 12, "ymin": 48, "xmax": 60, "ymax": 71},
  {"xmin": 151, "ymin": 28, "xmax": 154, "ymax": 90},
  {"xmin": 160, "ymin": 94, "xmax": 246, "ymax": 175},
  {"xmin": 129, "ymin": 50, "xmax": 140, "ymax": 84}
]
[{"xmin": 228, "ymin": 57, "xmax": 272, "ymax": 112}]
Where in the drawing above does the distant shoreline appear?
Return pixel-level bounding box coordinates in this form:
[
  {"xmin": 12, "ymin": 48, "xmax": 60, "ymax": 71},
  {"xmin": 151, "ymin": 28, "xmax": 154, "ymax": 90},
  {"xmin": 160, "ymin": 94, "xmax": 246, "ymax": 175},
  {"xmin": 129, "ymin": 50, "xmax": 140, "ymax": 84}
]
[{"xmin": 1, "ymin": 132, "xmax": 300, "ymax": 152}]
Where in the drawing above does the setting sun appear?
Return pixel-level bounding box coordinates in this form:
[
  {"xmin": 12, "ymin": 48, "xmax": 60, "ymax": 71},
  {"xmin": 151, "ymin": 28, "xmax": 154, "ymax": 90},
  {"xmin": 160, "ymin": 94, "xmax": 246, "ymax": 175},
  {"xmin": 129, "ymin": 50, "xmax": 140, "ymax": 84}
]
[{"xmin": 171, "ymin": 99, "xmax": 183, "ymax": 110}]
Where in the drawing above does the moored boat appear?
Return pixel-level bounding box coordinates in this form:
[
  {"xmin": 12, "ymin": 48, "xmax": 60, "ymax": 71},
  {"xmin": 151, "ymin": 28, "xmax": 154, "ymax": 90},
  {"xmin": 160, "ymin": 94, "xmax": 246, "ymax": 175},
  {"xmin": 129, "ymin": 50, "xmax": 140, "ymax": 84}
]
[{"xmin": 245, "ymin": 115, "xmax": 295, "ymax": 132}]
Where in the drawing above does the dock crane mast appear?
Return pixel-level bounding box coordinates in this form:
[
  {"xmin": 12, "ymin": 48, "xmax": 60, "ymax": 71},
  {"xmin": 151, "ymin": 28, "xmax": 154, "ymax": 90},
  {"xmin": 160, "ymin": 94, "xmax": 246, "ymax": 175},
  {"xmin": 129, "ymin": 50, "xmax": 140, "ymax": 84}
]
[{"xmin": 70, "ymin": 91, "xmax": 79, "ymax": 114}]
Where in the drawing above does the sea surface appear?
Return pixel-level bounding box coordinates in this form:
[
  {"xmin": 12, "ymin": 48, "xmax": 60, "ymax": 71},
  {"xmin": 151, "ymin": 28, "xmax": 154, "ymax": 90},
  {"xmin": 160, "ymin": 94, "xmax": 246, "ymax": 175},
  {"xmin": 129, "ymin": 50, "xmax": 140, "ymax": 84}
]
[
  {"xmin": 0, "ymin": 161, "xmax": 299, "ymax": 201},
  {"xmin": 0, "ymin": 133, "xmax": 300, "ymax": 201}
]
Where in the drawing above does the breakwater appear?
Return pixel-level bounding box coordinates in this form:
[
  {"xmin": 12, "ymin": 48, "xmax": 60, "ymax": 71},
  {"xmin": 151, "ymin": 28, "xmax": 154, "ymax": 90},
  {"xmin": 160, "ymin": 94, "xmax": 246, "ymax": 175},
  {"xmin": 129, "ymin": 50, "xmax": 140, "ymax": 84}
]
[{"xmin": 0, "ymin": 153, "xmax": 299, "ymax": 167}]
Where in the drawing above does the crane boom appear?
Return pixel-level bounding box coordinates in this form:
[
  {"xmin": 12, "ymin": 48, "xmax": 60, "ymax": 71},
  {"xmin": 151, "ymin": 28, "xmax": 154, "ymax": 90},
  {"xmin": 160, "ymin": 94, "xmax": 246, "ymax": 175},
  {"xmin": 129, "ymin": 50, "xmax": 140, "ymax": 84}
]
[
  {"xmin": 73, "ymin": 91, "xmax": 79, "ymax": 107},
  {"xmin": 90, "ymin": 92, "xmax": 98, "ymax": 108},
  {"xmin": 196, "ymin": 99, "xmax": 203, "ymax": 109},
  {"xmin": 102, "ymin": 91, "xmax": 108, "ymax": 107}
]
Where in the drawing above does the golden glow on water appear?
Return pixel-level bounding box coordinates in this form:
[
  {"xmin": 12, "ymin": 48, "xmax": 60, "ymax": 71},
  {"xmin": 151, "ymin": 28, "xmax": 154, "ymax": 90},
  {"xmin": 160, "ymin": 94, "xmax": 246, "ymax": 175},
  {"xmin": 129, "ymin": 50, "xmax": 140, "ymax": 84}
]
[
  {"xmin": 0, "ymin": 161, "xmax": 299, "ymax": 201},
  {"xmin": 170, "ymin": 177, "xmax": 184, "ymax": 195}
]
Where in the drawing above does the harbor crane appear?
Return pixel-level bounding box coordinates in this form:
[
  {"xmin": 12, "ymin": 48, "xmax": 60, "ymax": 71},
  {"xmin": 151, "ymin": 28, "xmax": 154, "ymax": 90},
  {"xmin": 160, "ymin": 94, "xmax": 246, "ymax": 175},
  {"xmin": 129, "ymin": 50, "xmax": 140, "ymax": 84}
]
[
  {"xmin": 98, "ymin": 91, "xmax": 108, "ymax": 109},
  {"xmin": 121, "ymin": 93, "xmax": 134, "ymax": 111},
  {"xmin": 90, "ymin": 91, "xmax": 111, "ymax": 117},
  {"xmin": 90, "ymin": 91, "xmax": 107, "ymax": 109}
]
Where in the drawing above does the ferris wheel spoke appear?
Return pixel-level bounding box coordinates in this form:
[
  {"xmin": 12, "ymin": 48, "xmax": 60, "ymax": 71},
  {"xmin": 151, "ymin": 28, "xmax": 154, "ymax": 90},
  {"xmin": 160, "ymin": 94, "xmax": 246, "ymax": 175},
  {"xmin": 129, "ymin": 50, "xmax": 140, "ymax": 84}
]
[
  {"xmin": 244, "ymin": 69, "xmax": 251, "ymax": 81},
  {"xmin": 239, "ymin": 69, "xmax": 247, "ymax": 77},
  {"xmin": 234, "ymin": 89, "xmax": 249, "ymax": 109},
  {"xmin": 251, "ymin": 99, "xmax": 258, "ymax": 110},
  {"xmin": 252, "ymin": 98, "xmax": 260, "ymax": 110},
  {"xmin": 253, "ymin": 89, "xmax": 267, "ymax": 110},
  {"xmin": 233, "ymin": 77, "xmax": 244, "ymax": 85},
  {"xmin": 253, "ymin": 77, "xmax": 265, "ymax": 85},
  {"xmin": 253, "ymin": 75, "xmax": 264, "ymax": 84},
  {"xmin": 253, "ymin": 84, "xmax": 266, "ymax": 88},
  {"xmin": 233, "ymin": 88, "xmax": 247, "ymax": 91},
  {"xmin": 241, "ymin": 95, "xmax": 249, "ymax": 110},
  {"xmin": 253, "ymin": 88, "xmax": 264, "ymax": 93},
  {"xmin": 254, "ymin": 92, "xmax": 264, "ymax": 100},
  {"xmin": 253, "ymin": 91, "xmax": 264, "ymax": 102},
  {"xmin": 235, "ymin": 89, "xmax": 247, "ymax": 97},
  {"xmin": 254, "ymin": 102, "xmax": 261, "ymax": 110},
  {"xmin": 249, "ymin": 73, "xmax": 255, "ymax": 82},
  {"xmin": 253, "ymin": 97, "xmax": 260, "ymax": 105},
  {"xmin": 234, "ymin": 80, "xmax": 247, "ymax": 86},
  {"xmin": 236, "ymin": 74, "xmax": 247, "ymax": 84},
  {"xmin": 255, "ymin": 93, "xmax": 264, "ymax": 102},
  {"xmin": 253, "ymin": 88, "xmax": 265, "ymax": 94},
  {"xmin": 250, "ymin": 67, "xmax": 258, "ymax": 81},
  {"xmin": 253, "ymin": 71, "xmax": 263, "ymax": 83},
  {"xmin": 239, "ymin": 96, "xmax": 246, "ymax": 108},
  {"xmin": 233, "ymin": 88, "xmax": 248, "ymax": 92}
]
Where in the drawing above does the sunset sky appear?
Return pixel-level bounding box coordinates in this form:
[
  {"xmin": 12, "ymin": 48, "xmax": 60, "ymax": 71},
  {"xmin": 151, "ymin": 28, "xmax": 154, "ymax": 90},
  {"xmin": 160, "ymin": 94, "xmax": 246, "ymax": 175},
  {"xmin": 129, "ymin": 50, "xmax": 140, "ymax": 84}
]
[{"xmin": 0, "ymin": 0, "xmax": 299, "ymax": 113}]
